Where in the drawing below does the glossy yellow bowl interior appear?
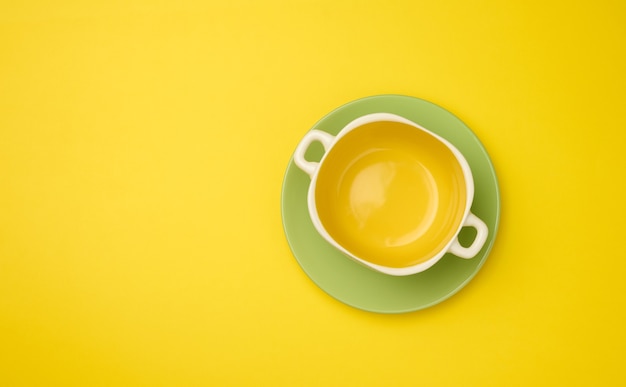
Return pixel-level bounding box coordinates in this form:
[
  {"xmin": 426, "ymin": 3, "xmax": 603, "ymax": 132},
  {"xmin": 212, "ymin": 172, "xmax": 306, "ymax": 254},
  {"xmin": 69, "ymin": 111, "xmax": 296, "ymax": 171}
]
[{"xmin": 315, "ymin": 121, "xmax": 467, "ymax": 268}]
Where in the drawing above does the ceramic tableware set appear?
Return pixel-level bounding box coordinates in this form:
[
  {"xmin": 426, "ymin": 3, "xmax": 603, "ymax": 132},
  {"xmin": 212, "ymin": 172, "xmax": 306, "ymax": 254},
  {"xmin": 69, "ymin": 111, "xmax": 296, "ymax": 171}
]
[{"xmin": 281, "ymin": 95, "xmax": 500, "ymax": 313}]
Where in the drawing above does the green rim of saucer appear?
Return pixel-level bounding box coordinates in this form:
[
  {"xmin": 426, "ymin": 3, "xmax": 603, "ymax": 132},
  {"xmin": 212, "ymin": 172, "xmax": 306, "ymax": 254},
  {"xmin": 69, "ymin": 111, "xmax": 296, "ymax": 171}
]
[{"xmin": 281, "ymin": 95, "xmax": 500, "ymax": 313}]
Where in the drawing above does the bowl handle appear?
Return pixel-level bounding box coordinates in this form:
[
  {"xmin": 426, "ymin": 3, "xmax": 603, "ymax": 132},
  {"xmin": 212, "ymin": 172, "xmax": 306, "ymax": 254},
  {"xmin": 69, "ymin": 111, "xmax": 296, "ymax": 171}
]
[
  {"xmin": 293, "ymin": 130, "xmax": 335, "ymax": 177},
  {"xmin": 448, "ymin": 213, "xmax": 489, "ymax": 259}
]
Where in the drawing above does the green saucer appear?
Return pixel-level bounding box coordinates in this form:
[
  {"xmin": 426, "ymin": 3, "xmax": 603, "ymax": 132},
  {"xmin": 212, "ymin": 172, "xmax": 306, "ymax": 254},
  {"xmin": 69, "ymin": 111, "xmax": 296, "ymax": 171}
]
[{"xmin": 281, "ymin": 95, "xmax": 500, "ymax": 313}]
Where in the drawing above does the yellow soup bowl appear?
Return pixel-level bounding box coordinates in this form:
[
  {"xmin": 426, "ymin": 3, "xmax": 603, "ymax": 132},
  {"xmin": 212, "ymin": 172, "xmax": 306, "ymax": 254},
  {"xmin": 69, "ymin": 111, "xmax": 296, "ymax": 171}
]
[{"xmin": 294, "ymin": 113, "xmax": 488, "ymax": 276}]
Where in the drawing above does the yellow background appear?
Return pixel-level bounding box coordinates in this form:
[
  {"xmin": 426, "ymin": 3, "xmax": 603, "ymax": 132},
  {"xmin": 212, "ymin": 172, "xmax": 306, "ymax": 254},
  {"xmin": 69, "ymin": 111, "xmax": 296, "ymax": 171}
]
[{"xmin": 1, "ymin": 1, "xmax": 625, "ymax": 386}]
